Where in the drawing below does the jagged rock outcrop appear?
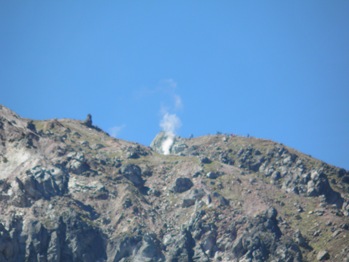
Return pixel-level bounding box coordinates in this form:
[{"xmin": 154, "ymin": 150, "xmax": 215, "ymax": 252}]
[
  {"xmin": 1, "ymin": 105, "xmax": 349, "ymax": 261},
  {"xmin": 121, "ymin": 164, "xmax": 145, "ymax": 188},
  {"xmin": 150, "ymin": 132, "xmax": 187, "ymax": 155}
]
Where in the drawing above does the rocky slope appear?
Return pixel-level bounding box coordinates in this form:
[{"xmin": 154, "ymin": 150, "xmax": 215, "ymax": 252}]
[{"xmin": 0, "ymin": 105, "xmax": 348, "ymax": 262}]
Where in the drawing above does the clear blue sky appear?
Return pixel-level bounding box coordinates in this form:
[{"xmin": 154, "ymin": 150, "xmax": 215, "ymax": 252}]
[{"xmin": 1, "ymin": 1, "xmax": 348, "ymax": 170}]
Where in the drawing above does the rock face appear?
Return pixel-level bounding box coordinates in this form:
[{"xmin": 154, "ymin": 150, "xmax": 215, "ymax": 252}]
[{"xmin": 0, "ymin": 105, "xmax": 349, "ymax": 261}]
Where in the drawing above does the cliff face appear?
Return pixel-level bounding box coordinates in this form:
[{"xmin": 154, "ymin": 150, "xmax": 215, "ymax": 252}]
[{"xmin": 0, "ymin": 105, "xmax": 349, "ymax": 262}]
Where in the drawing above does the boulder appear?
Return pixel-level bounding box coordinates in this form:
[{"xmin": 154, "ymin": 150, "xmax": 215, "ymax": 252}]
[
  {"xmin": 172, "ymin": 178, "xmax": 193, "ymax": 193},
  {"xmin": 182, "ymin": 199, "xmax": 196, "ymax": 208},
  {"xmin": 307, "ymin": 171, "xmax": 343, "ymax": 207},
  {"xmin": 121, "ymin": 164, "xmax": 145, "ymax": 188},
  {"xmin": 200, "ymin": 157, "xmax": 212, "ymax": 164},
  {"xmin": 206, "ymin": 172, "xmax": 220, "ymax": 179},
  {"xmin": 317, "ymin": 250, "xmax": 330, "ymax": 261}
]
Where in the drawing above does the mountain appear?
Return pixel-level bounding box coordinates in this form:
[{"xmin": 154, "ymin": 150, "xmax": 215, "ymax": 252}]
[{"xmin": 0, "ymin": 105, "xmax": 348, "ymax": 262}]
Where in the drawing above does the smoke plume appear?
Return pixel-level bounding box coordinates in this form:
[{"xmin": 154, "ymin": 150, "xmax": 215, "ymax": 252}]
[{"xmin": 160, "ymin": 112, "xmax": 181, "ymax": 155}]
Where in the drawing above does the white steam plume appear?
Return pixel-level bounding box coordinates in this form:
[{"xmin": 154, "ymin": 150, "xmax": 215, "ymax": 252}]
[{"xmin": 160, "ymin": 112, "xmax": 181, "ymax": 155}]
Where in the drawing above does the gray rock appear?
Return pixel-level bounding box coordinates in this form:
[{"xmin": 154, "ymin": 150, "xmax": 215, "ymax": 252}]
[
  {"xmin": 201, "ymin": 230, "xmax": 218, "ymax": 257},
  {"xmin": 206, "ymin": 172, "xmax": 220, "ymax": 179},
  {"xmin": 123, "ymin": 198, "xmax": 133, "ymax": 208},
  {"xmin": 148, "ymin": 188, "xmax": 161, "ymax": 197},
  {"xmin": 342, "ymin": 175, "xmax": 349, "ymax": 184},
  {"xmin": 150, "ymin": 132, "xmax": 188, "ymax": 155},
  {"xmin": 67, "ymin": 153, "xmax": 90, "ymax": 175},
  {"xmin": 271, "ymin": 171, "xmax": 281, "ymax": 181},
  {"xmin": 313, "ymin": 230, "xmax": 321, "ymax": 237},
  {"xmin": 83, "ymin": 114, "xmax": 93, "ymax": 127},
  {"xmin": 172, "ymin": 143, "xmax": 188, "ymax": 155},
  {"xmin": 317, "ymin": 250, "xmax": 330, "ymax": 261},
  {"xmin": 306, "ymin": 171, "xmax": 343, "ymax": 207},
  {"xmin": 283, "ymin": 153, "xmax": 296, "ymax": 165},
  {"xmin": 220, "ymin": 152, "xmax": 234, "ymax": 165},
  {"xmin": 172, "ymin": 178, "xmax": 193, "ymax": 193},
  {"xmin": 294, "ymin": 230, "xmax": 310, "ymax": 249},
  {"xmin": 0, "ymin": 223, "xmax": 21, "ymax": 261},
  {"xmin": 340, "ymin": 223, "xmax": 349, "ymax": 230},
  {"xmin": 110, "ymin": 235, "xmax": 142, "ymax": 261},
  {"xmin": 182, "ymin": 199, "xmax": 196, "ymax": 208},
  {"xmin": 192, "ymin": 171, "xmax": 202, "ymax": 178},
  {"xmin": 266, "ymin": 207, "xmax": 278, "ymax": 220},
  {"xmin": 212, "ymin": 192, "xmax": 230, "ymax": 206},
  {"xmin": 188, "ymin": 189, "xmax": 206, "ymax": 201},
  {"xmin": 11, "ymin": 166, "xmax": 69, "ymax": 206},
  {"xmin": 92, "ymin": 143, "xmax": 104, "ymax": 150},
  {"xmin": 134, "ymin": 234, "xmax": 165, "ymax": 261},
  {"xmin": 332, "ymin": 230, "xmax": 342, "ymax": 238},
  {"xmin": 7, "ymin": 214, "xmax": 107, "ymax": 262},
  {"xmin": 200, "ymin": 157, "xmax": 212, "ymax": 164},
  {"xmin": 167, "ymin": 229, "xmax": 195, "ymax": 262},
  {"xmin": 121, "ymin": 164, "xmax": 145, "ymax": 188}
]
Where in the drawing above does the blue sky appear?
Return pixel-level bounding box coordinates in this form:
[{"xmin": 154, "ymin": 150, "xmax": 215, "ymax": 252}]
[{"xmin": 1, "ymin": 1, "xmax": 348, "ymax": 170}]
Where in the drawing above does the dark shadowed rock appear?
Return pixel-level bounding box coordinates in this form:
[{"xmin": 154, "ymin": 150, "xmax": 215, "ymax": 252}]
[
  {"xmin": 9, "ymin": 166, "xmax": 69, "ymax": 207},
  {"xmin": 134, "ymin": 233, "xmax": 165, "ymax": 261},
  {"xmin": 206, "ymin": 172, "xmax": 220, "ymax": 179},
  {"xmin": 200, "ymin": 157, "xmax": 212, "ymax": 164},
  {"xmin": 212, "ymin": 192, "xmax": 230, "ymax": 206},
  {"xmin": 121, "ymin": 164, "xmax": 145, "ymax": 188},
  {"xmin": 83, "ymin": 114, "xmax": 92, "ymax": 127},
  {"xmin": 182, "ymin": 199, "xmax": 196, "ymax": 208},
  {"xmin": 266, "ymin": 207, "xmax": 278, "ymax": 220},
  {"xmin": 172, "ymin": 177, "xmax": 193, "ymax": 193},
  {"xmin": 26, "ymin": 120, "xmax": 36, "ymax": 132},
  {"xmin": 168, "ymin": 229, "xmax": 195, "ymax": 262},
  {"xmin": 127, "ymin": 145, "xmax": 149, "ymax": 159},
  {"xmin": 317, "ymin": 250, "xmax": 330, "ymax": 261}
]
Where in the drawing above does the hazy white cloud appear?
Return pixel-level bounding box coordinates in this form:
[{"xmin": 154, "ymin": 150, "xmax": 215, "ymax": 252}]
[
  {"xmin": 134, "ymin": 78, "xmax": 180, "ymax": 104},
  {"xmin": 160, "ymin": 78, "xmax": 177, "ymax": 91},
  {"xmin": 174, "ymin": 94, "xmax": 183, "ymax": 110},
  {"xmin": 109, "ymin": 124, "xmax": 126, "ymax": 138}
]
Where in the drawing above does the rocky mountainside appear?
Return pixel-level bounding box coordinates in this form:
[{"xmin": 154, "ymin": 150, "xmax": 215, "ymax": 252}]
[{"xmin": 0, "ymin": 105, "xmax": 349, "ymax": 262}]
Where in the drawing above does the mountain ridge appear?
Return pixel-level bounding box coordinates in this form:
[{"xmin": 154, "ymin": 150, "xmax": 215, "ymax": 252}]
[{"xmin": 0, "ymin": 105, "xmax": 348, "ymax": 261}]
